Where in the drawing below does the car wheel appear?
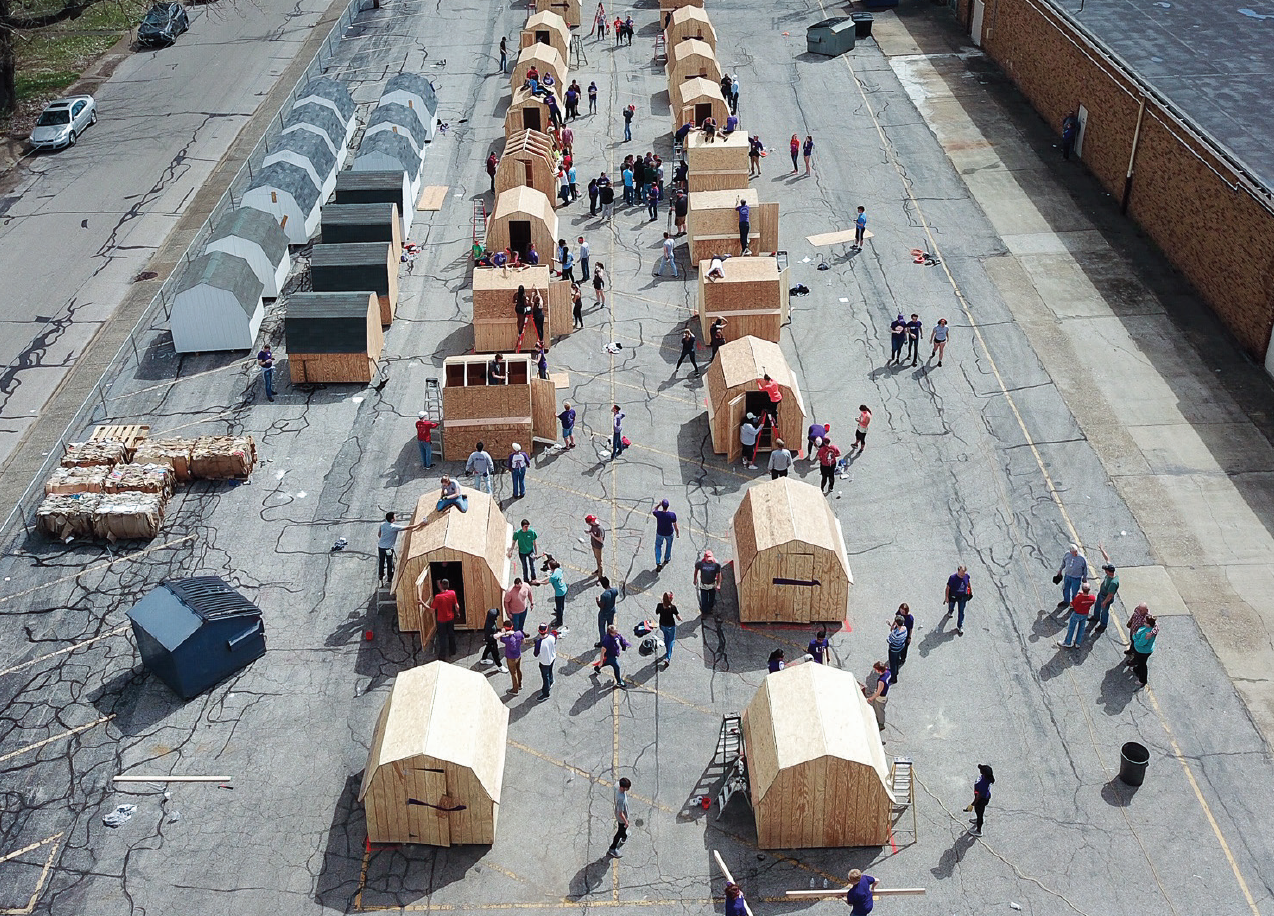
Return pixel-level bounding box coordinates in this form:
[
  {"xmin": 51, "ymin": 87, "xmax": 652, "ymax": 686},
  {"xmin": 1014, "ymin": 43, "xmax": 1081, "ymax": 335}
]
[
  {"xmin": 90, "ymin": 110, "xmax": 98, "ymax": 125},
  {"xmin": 67, "ymin": 131, "xmax": 76, "ymax": 147}
]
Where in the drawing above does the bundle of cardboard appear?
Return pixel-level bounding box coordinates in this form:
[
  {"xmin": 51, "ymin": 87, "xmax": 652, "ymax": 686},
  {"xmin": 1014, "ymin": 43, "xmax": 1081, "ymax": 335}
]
[
  {"xmin": 92, "ymin": 493, "xmax": 166, "ymax": 541},
  {"xmin": 45, "ymin": 466, "xmax": 108, "ymax": 495},
  {"xmin": 132, "ymin": 438, "xmax": 193, "ymax": 482},
  {"xmin": 61, "ymin": 440, "xmax": 127, "ymax": 468},
  {"xmin": 36, "ymin": 493, "xmax": 101, "ymax": 539},
  {"xmin": 103, "ymin": 463, "xmax": 175, "ymax": 497},
  {"xmin": 189, "ymin": 436, "xmax": 256, "ymax": 479}
]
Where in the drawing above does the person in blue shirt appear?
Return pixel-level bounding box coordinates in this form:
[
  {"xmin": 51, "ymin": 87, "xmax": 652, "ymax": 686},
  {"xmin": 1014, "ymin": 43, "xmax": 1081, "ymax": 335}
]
[
  {"xmin": 887, "ymin": 615, "xmax": 908, "ymax": 682},
  {"xmin": 807, "ymin": 628, "xmax": 829, "ymax": 664},
  {"xmin": 905, "ymin": 313, "xmax": 922, "ymax": 366},
  {"xmin": 888, "ymin": 314, "xmax": 907, "ymax": 366},
  {"xmin": 896, "ymin": 602, "xmax": 915, "ymax": 668},
  {"xmin": 651, "ymin": 498, "xmax": 679, "ymax": 567},
  {"xmin": 525, "ymin": 242, "xmax": 540, "ymax": 265},
  {"xmin": 968, "ymin": 763, "xmax": 995, "ymax": 836},
  {"xmin": 558, "ymin": 400, "xmax": 577, "ymax": 449},
  {"xmin": 853, "ymin": 205, "xmax": 867, "ymax": 249},
  {"xmin": 622, "ymin": 164, "xmax": 635, "ymax": 204},
  {"xmin": 736, "ymin": 199, "xmax": 750, "ymax": 253},
  {"xmin": 594, "ymin": 575, "xmax": 619, "ymax": 647},
  {"xmin": 844, "ymin": 869, "xmax": 877, "ymax": 915}
]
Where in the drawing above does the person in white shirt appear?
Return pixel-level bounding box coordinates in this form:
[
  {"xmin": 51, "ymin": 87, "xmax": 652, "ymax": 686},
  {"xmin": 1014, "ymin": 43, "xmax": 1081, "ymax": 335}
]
[
  {"xmin": 376, "ymin": 511, "xmax": 424, "ymax": 584},
  {"xmin": 739, "ymin": 414, "xmax": 761, "ymax": 469},
  {"xmin": 466, "ymin": 441, "xmax": 495, "ymax": 495},
  {"xmin": 768, "ymin": 439, "xmax": 793, "ymax": 479},
  {"xmin": 508, "ymin": 443, "xmax": 530, "ymax": 499},
  {"xmin": 534, "ymin": 623, "xmax": 557, "ymax": 699}
]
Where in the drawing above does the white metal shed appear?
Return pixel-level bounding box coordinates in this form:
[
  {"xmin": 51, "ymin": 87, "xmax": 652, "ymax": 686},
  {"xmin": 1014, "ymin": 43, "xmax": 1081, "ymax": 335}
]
[
  {"xmin": 241, "ymin": 161, "xmax": 322, "ymax": 245},
  {"xmin": 352, "ymin": 131, "xmax": 425, "ymax": 200},
  {"xmin": 293, "ymin": 78, "xmax": 356, "ymax": 137},
  {"xmin": 363, "ymin": 103, "xmax": 430, "ymax": 156},
  {"xmin": 204, "ymin": 207, "xmax": 291, "ymax": 297},
  {"xmin": 380, "ymin": 73, "xmax": 438, "ymax": 142},
  {"xmin": 282, "ymin": 101, "xmax": 350, "ymax": 161},
  {"xmin": 170, "ymin": 252, "xmax": 265, "ymax": 353},
  {"xmin": 263, "ymin": 128, "xmax": 340, "ymax": 200}
]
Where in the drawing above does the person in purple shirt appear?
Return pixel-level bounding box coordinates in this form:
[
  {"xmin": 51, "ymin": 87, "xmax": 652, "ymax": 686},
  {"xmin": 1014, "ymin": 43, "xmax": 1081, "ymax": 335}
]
[
  {"xmin": 807, "ymin": 628, "xmax": 829, "ymax": 664},
  {"xmin": 845, "ymin": 869, "xmax": 877, "ymax": 915},
  {"xmin": 905, "ymin": 313, "xmax": 923, "ymax": 366},
  {"xmin": 968, "ymin": 763, "xmax": 994, "ymax": 837},
  {"xmin": 944, "ymin": 565, "xmax": 972, "ymax": 635},
  {"xmin": 736, "ymin": 199, "xmax": 750, "ymax": 252},
  {"xmin": 652, "ymin": 498, "xmax": 679, "ymax": 567},
  {"xmin": 598, "ymin": 624, "xmax": 630, "ymax": 688}
]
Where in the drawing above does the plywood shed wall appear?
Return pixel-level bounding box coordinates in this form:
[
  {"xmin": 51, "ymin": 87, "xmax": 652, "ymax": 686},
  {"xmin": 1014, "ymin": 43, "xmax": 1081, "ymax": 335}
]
[
  {"xmin": 660, "ymin": 0, "xmax": 704, "ymax": 12},
  {"xmin": 685, "ymin": 130, "xmax": 749, "ymax": 192},
  {"xmin": 359, "ymin": 662, "xmax": 509, "ymax": 846},
  {"xmin": 494, "ymin": 130, "xmax": 559, "ymax": 203},
  {"xmin": 484, "ymin": 186, "xmax": 559, "ymax": 262},
  {"xmin": 687, "ymin": 188, "xmax": 779, "ymax": 261},
  {"xmin": 742, "ymin": 663, "xmax": 892, "ymax": 849},
  {"xmin": 729, "ymin": 477, "xmax": 853, "ymax": 624},
  {"xmin": 667, "ymin": 39, "xmax": 721, "ymax": 86},
  {"xmin": 440, "ymin": 354, "xmax": 557, "ymax": 460},
  {"xmin": 696, "ymin": 255, "xmax": 790, "ymax": 343},
  {"xmin": 671, "ymin": 76, "xmax": 728, "ymax": 131},
  {"xmin": 241, "ymin": 161, "xmax": 322, "ymax": 245},
  {"xmin": 512, "ymin": 43, "xmax": 567, "ymax": 95},
  {"xmin": 380, "ymin": 73, "xmax": 438, "ymax": 143},
  {"xmin": 321, "ymin": 203, "xmax": 403, "ymax": 261},
  {"xmin": 534, "ymin": 0, "xmax": 580, "ymax": 28},
  {"xmin": 703, "ymin": 336, "xmax": 806, "ymax": 456},
  {"xmin": 204, "ymin": 207, "xmax": 291, "ymax": 298},
  {"xmin": 170, "ymin": 252, "xmax": 265, "ymax": 354},
  {"xmin": 285, "ymin": 291, "xmax": 383, "ymax": 384},
  {"xmin": 520, "ymin": 10, "xmax": 571, "ymax": 62},
  {"xmin": 264, "ymin": 126, "xmax": 339, "ymax": 199},
  {"xmin": 309, "ymin": 241, "xmax": 399, "ymax": 326},
  {"xmin": 666, "ymin": 6, "xmax": 716, "ymax": 50},
  {"xmin": 472, "ymin": 265, "xmax": 552, "ymax": 352},
  {"xmin": 335, "ymin": 170, "xmax": 414, "ymax": 238},
  {"xmin": 283, "ymin": 101, "xmax": 350, "ymax": 161},
  {"xmin": 392, "ymin": 488, "xmax": 512, "ymax": 636},
  {"xmin": 504, "ymin": 86, "xmax": 560, "ymax": 138}
]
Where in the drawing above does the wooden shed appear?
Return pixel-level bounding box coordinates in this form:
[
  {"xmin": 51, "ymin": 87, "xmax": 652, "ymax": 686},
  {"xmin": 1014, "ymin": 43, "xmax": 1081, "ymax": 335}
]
[
  {"xmin": 485, "ymin": 186, "xmax": 558, "ymax": 263},
  {"xmin": 729, "ymin": 477, "xmax": 852, "ymax": 624},
  {"xmin": 359, "ymin": 662, "xmax": 508, "ymax": 846},
  {"xmin": 697, "ymin": 255, "xmax": 790, "ymax": 343},
  {"xmin": 353, "ymin": 131, "xmax": 426, "ymax": 200},
  {"xmin": 169, "ymin": 252, "xmax": 265, "ymax": 354},
  {"xmin": 241, "ymin": 160, "xmax": 322, "ymax": 245},
  {"xmin": 283, "ymin": 101, "xmax": 351, "ymax": 161},
  {"xmin": 504, "ymin": 85, "xmax": 561, "ymax": 137},
  {"xmin": 321, "ymin": 203, "xmax": 403, "ymax": 261},
  {"xmin": 659, "ymin": 0, "xmax": 704, "ymax": 13},
  {"xmin": 512, "ymin": 42, "xmax": 567, "ymax": 96},
  {"xmin": 666, "ymin": 6, "xmax": 716, "ymax": 51},
  {"xmin": 293, "ymin": 78, "xmax": 357, "ymax": 136},
  {"xmin": 687, "ymin": 188, "xmax": 779, "ymax": 261},
  {"xmin": 671, "ymin": 76, "xmax": 728, "ymax": 131},
  {"xmin": 263, "ymin": 127, "xmax": 339, "ymax": 199},
  {"xmin": 335, "ymin": 169, "xmax": 414, "ymax": 238},
  {"xmin": 471, "ymin": 266, "xmax": 572, "ymax": 351},
  {"xmin": 534, "ymin": 0, "xmax": 580, "ymax": 28},
  {"xmin": 494, "ymin": 129, "xmax": 559, "ymax": 202},
  {"xmin": 704, "ymin": 336, "xmax": 806, "ymax": 459},
  {"xmin": 309, "ymin": 242, "xmax": 399, "ymax": 326},
  {"xmin": 667, "ymin": 38, "xmax": 721, "ymax": 86},
  {"xmin": 392, "ymin": 488, "xmax": 512, "ymax": 636},
  {"xmin": 204, "ymin": 207, "xmax": 290, "ymax": 298},
  {"xmin": 742, "ymin": 663, "xmax": 892, "ymax": 848},
  {"xmin": 521, "ymin": 10, "xmax": 570, "ymax": 63},
  {"xmin": 441, "ymin": 354, "xmax": 558, "ymax": 461},
  {"xmin": 685, "ymin": 129, "xmax": 748, "ymax": 192},
  {"xmin": 379, "ymin": 73, "xmax": 438, "ymax": 144},
  {"xmin": 364, "ymin": 102, "xmax": 431, "ymax": 157},
  {"xmin": 285, "ymin": 291, "xmax": 383, "ymax": 384}
]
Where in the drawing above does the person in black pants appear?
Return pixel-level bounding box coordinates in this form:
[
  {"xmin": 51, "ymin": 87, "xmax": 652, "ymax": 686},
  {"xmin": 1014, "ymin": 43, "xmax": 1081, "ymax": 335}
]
[
  {"xmin": 968, "ymin": 764, "xmax": 994, "ymax": 837},
  {"xmin": 906, "ymin": 313, "xmax": 923, "ymax": 366},
  {"xmin": 675, "ymin": 328, "xmax": 699, "ymax": 376},
  {"xmin": 607, "ymin": 778, "xmax": 631, "ymax": 857},
  {"xmin": 480, "ymin": 607, "xmax": 504, "ymax": 668}
]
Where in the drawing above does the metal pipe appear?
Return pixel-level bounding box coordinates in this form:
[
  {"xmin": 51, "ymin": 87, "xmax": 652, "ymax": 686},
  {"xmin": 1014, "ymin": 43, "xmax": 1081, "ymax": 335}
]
[{"xmin": 1122, "ymin": 95, "xmax": 1147, "ymax": 215}]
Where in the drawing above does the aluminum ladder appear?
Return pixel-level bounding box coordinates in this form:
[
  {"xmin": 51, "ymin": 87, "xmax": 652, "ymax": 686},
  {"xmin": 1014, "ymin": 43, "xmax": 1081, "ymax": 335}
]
[
  {"xmin": 570, "ymin": 34, "xmax": 588, "ymax": 68},
  {"xmin": 472, "ymin": 199, "xmax": 488, "ymax": 250},
  {"xmin": 713, "ymin": 714, "xmax": 750, "ymax": 818},
  {"xmin": 889, "ymin": 756, "xmax": 918, "ymax": 842}
]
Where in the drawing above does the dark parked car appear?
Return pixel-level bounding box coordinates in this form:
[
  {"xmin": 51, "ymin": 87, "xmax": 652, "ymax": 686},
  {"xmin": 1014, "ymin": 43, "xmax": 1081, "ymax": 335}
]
[{"xmin": 137, "ymin": 2, "xmax": 190, "ymax": 48}]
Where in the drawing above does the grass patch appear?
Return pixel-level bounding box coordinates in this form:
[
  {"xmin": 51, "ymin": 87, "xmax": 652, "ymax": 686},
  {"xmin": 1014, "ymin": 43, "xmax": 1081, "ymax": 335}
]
[{"xmin": 13, "ymin": 0, "xmax": 150, "ymax": 102}]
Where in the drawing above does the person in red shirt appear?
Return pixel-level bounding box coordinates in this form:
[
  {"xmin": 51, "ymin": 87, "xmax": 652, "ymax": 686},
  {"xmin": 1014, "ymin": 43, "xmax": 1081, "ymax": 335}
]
[
  {"xmin": 1057, "ymin": 583, "xmax": 1096, "ymax": 648},
  {"xmin": 486, "ymin": 152, "xmax": 497, "ymax": 192},
  {"xmin": 757, "ymin": 373, "xmax": 782, "ymax": 429},
  {"xmin": 817, "ymin": 438, "xmax": 841, "ymax": 495},
  {"xmin": 415, "ymin": 412, "xmax": 439, "ymax": 468},
  {"xmin": 423, "ymin": 577, "xmax": 460, "ymax": 659}
]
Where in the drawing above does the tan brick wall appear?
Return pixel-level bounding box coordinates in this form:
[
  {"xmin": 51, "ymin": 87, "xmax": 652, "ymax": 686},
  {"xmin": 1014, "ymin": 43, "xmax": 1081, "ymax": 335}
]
[{"xmin": 980, "ymin": 0, "xmax": 1274, "ymax": 358}]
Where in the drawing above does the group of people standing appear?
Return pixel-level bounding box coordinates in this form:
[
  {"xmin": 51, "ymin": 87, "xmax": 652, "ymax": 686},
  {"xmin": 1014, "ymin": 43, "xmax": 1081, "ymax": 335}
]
[{"xmin": 888, "ymin": 312, "xmax": 949, "ymax": 368}]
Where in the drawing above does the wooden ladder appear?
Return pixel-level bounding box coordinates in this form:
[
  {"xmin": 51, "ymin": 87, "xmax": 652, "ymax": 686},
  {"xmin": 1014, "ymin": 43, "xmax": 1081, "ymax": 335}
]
[{"xmin": 889, "ymin": 756, "xmax": 918, "ymax": 842}]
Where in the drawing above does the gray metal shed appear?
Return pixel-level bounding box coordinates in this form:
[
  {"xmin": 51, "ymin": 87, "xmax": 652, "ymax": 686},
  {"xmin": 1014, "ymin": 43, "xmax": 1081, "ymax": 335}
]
[
  {"xmin": 806, "ymin": 17, "xmax": 855, "ymax": 55},
  {"xmin": 264, "ymin": 128, "xmax": 340, "ymax": 199},
  {"xmin": 294, "ymin": 77, "xmax": 356, "ymax": 124},
  {"xmin": 170, "ymin": 251, "xmax": 266, "ymax": 353},
  {"xmin": 353, "ymin": 131, "xmax": 424, "ymax": 192},
  {"xmin": 283, "ymin": 101, "xmax": 349, "ymax": 159},
  {"xmin": 285, "ymin": 291, "xmax": 385, "ymax": 384},
  {"xmin": 364, "ymin": 103, "xmax": 429, "ymax": 153},
  {"xmin": 204, "ymin": 207, "xmax": 291, "ymax": 297},
  {"xmin": 380, "ymin": 73, "xmax": 438, "ymax": 141},
  {"xmin": 241, "ymin": 160, "xmax": 322, "ymax": 245},
  {"xmin": 334, "ymin": 170, "xmax": 414, "ymax": 237},
  {"xmin": 310, "ymin": 241, "xmax": 399, "ymax": 325}
]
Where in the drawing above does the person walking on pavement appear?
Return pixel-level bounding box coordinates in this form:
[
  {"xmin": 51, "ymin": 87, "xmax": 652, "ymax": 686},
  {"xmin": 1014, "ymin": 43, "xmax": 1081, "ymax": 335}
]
[
  {"xmin": 768, "ymin": 438, "xmax": 793, "ymax": 479},
  {"xmin": 695, "ymin": 549, "xmax": 722, "ymax": 615},
  {"xmin": 543, "ymin": 558, "xmax": 568, "ymax": 627},
  {"xmin": 593, "ymin": 262, "xmax": 608, "ymax": 305},
  {"xmin": 257, "ymin": 344, "xmax": 275, "ymax": 401},
  {"xmin": 1124, "ymin": 602, "xmax": 1151, "ymax": 665},
  {"xmin": 789, "ymin": 134, "xmax": 800, "ymax": 173},
  {"xmin": 600, "ymin": 179, "xmax": 615, "ymax": 220},
  {"xmin": 807, "ymin": 627, "xmax": 830, "ymax": 664},
  {"xmin": 596, "ymin": 624, "xmax": 630, "ymax": 688},
  {"xmin": 466, "ymin": 441, "xmax": 495, "ymax": 495},
  {"xmin": 480, "ymin": 607, "xmax": 505, "ymax": 669},
  {"xmin": 586, "ymin": 514, "xmax": 606, "ymax": 576},
  {"xmin": 1055, "ymin": 543, "xmax": 1089, "ymax": 608},
  {"xmin": 673, "ymin": 189, "xmax": 689, "ymax": 236},
  {"xmin": 724, "ymin": 884, "xmax": 748, "ymax": 916},
  {"xmin": 508, "ymin": 443, "xmax": 530, "ymax": 499},
  {"xmin": 499, "ymin": 36, "xmax": 507, "ymax": 73},
  {"xmin": 802, "ymin": 135, "xmax": 814, "ymax": 176},
  {"xmin": 657, "ymin": 232, "xmax": 679, "ymax": 277},
  {"xmin": 499, "ymin": 624, "xmax": 525, "ymax": 694},
  {"xmin": 853, "ymin": 205, "xmax": 867, "ymax": 249},
  {"xmin": 611, "ymin": 405, "xmax": 626, "ymax": 458},
  {"xmin": 578, "ymin": 235, "xmax": 590, "ymax": 279},
  {"xmin": 817, "ymin": 436, "xmax": 841, "ymax": 495},
  {"xmin": 651, "ymin": 498, "xmax": 680, "ymax": 567},
  {"xmin": 863, "ymin": 661, "xmax": 891, "ymax": 732},
  {"xmin": 622, "ymin": 104, "xmax": 634, "ymax": 142},
  {"xmin": 607, "ymin": 777, "xmax": 632, "ymax": 857},
  {"xmin": 888, "ymin": 313, "xmax": 907, "ymax": 366},
  {"xmin": 905, "ymin": 313, "xmax": 923, "ymax": 366},
  {"xmin": 967, "ymin": 764, "xmax": 995, "ymax": 837},
  {"xmin": 1057, "ymin": 582, "xmax": 1096, "ymax": 648},
  {"xmin": 887, "ymin": 614, "xmax": 908, "ymax": 682},
  {"xmin": 423, "ymin": 578, "xmax": 460, "ymax": 660},
  {"xmin": 588, "ymin": 80, "xmax": 598, "ymax": 114},
  {"xmin": 533, "ymin": 623, "xmax": 557, "ymax": 699},
  {"xmin": 1129, "ymin": 615, "xmax": 1158, "ymax": 686},
  {"xmin": 559, "ymin": 400, "xmax": 577, "ymax": 448},
  {"xmin": 844, "ymin": 869, "xmax": 878, "ymax": 916},
  {"xmin": 1089, "ymin": 545, "xmax": 1119, "ymax": 634},
  {"xmin": 655, "ymin": 591, "xmax": 682, "ymax": 666},
  {"xmin": 850, "ymin": 405, "xmax": 871, "ymax": 454},
  {"xmin": 944, "ymin": 564, "xmax": 972, "ymax": 635},
  {"xmin": 504, "ymin": 577, "xmax": 534, "ymax": 635},
  {"xmin": 647, "ymin": 182, "xmax": 660, "ymax": 222},
  {"xmin": 415, "ymin": 412, "xmax": 439, "ymax": 468},
  {"xmin": 511, "ymin": 518, "xmax": 538, "ymax": 581},
  {"xmin": 929, "ymin": 318, "xmax": 950, "ymax": 366},
  {"xmin": 595, "ymin": 575, "xmax": 619, "ymax": 647},
  {"xmin": 675, "ymin": 328, "xmax": 698, "ymax": 376}
]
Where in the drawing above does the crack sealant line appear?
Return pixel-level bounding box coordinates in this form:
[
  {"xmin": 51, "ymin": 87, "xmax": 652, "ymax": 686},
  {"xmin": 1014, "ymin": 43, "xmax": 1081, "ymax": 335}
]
[
  {"xmin": 0, "ymin": 534, "xmax": 196, "ymax": 606},
  {"xmin": 819, "ymin": 15, "xmax": 1261, "ymax": 916}
]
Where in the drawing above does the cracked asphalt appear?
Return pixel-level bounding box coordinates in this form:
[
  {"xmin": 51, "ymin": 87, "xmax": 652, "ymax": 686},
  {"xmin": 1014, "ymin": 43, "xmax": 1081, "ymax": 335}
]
[{"xmin": 0, "ymin": 0, "xmax": 1273, "ymax": 914}]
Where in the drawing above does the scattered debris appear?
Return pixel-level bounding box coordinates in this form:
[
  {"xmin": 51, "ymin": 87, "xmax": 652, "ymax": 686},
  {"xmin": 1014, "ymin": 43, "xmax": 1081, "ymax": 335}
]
[{"xmin": 102, "ymin": 804, "xmax": 137, "ymax": 828}]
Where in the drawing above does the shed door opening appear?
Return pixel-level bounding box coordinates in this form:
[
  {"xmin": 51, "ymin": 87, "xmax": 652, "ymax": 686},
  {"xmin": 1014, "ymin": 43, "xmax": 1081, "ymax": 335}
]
[
  {"xmin": 695, "ymin": 102, "xmax": 712, "ymax": 124},
  {"xmin": 536, "ymin": 29, "xmax": 550, "ymax": 44},
  {"xmin": 509, "ymin": 220, "xmax": 532, "ymax": 258},
  {"xmin": 523, "ymin": 160, "xmax": 534, "ymax": 185},
  {"xmin": 430, "ymin": 561, "xmax": 466, "ymax": 624},
  {"xmin": 524, "ymin": 107, "xmax": 542, "ymax": 132},
  {"xmin": 744, "ymin": 391, "xmax": 774, "ymax": 450}
]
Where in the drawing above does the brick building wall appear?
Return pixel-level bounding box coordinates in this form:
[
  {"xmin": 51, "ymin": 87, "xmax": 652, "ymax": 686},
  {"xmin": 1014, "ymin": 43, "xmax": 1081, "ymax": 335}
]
[{"xmin": 976, "ymin": 0, "xmax": 1274, "ymax": 360}]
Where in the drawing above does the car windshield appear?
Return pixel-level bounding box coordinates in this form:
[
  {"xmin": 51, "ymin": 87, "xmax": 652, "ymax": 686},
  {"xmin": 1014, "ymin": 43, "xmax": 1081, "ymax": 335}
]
[
  {"xmin": 36, "ymin": 110, "xmax": 70, "ymax": 126},
  {"xmin": 142, "ymin": 6, "xmax": 173, "ymax": 24}
]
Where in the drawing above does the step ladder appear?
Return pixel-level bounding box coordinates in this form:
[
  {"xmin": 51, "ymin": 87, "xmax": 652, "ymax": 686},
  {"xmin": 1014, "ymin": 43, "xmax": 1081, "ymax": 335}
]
[
  {"xmin": 889, "ymin": 756, "xmax": 917, "ymax": 842},
  {"xmin": 472, "ymin": 199, "xmax": 488, "ymax": 250},
  {"xmin": 653, "ymin": 32, "xmax": 666, "ymax": 62},
  {"xmin": 570, "ymin": 34, "xmax": 588, "ymax": 68},
  {"xmin": 713, "ymin": 714, "xmax": 751, "ymax": 818},
  {"xmin": 424, "ymin": 377, "xmax": 443, "ymax": 455}
]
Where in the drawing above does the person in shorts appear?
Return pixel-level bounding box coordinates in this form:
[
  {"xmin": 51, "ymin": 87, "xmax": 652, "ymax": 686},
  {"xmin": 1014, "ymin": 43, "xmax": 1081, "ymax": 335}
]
[{"xmin": 851, "ymin": 405, "xmax": 871, "ymax": 453}]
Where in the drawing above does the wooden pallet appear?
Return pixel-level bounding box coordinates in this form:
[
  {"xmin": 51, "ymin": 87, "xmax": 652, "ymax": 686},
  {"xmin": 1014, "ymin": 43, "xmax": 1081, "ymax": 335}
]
[{"xmin": 89, "ymin": 424, "xmax": 150, "ymax": 460}]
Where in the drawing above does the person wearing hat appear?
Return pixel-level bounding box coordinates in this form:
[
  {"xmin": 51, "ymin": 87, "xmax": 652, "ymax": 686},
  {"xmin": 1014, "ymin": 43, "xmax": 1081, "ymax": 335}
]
[
  {"xmin": 1089, "ymin": 544, "xmax": 1119, "ymax": 634},
  {"xmin": 651, "ymin": 498, "xmax": 679, "ymax": 567},
  {"xmin": 585, "ymin": 514, "xmax": 606, "ymax": 576},
  {"xmin": 533, "ymin": 622, "xmax": 557, "ymax": 699},
  {"xmin": 740, "ymin": 413, "xmax": 761, "ymax": 470},
  {"xmin": 694, "ymin": 549, "xmax": 722, "ymax": 615},
  {"xmin": 508, "ymin": 443, "xmax": 530, "ymax": 499},
  {"xmin": 415, "ymin": 412, "xmax": 439, "ymax": 468}
]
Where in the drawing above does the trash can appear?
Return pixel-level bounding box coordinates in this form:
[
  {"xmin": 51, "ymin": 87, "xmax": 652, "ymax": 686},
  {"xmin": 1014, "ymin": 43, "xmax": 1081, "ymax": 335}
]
[
  {"xmin": 851, "ymin": 12, "xmax": 874, "ymax": 39},
  {"xmin": 1119, "ymin": 741, "xmax": 1150, "ymax": 786},
  {"xmin": 806, "ymin": 17, "xmax": 855, "ymax": 56}
]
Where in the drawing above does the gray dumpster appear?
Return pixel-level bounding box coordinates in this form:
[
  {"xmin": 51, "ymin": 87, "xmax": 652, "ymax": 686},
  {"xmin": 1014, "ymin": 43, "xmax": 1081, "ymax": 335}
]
[{"xmin": 806, "ymin": 17, "xmax": 855, "ymax": 56}]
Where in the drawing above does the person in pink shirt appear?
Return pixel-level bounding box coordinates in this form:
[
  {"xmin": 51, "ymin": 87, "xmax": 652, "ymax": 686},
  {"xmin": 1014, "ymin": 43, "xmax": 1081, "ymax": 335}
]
[
  {"xmin": 503, "ymin": 577, "xmax": 534, "ymax": 634},
  {"xmin": 850, "ymin": 405, "xmax": 872, "ymax": 453}
]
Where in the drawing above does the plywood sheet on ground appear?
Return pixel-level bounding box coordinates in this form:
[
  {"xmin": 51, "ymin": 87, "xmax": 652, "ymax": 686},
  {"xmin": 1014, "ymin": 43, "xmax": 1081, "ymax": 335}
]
[{"xmin": 417, "ymin": 186, "xmax": 449, "ymax": 211}]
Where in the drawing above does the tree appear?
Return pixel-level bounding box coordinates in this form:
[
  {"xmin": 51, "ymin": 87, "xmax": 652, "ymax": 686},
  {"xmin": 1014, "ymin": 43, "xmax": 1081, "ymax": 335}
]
[{"xmin": 0, "ymin": 0, "xmax": 108, "ymax": 116}]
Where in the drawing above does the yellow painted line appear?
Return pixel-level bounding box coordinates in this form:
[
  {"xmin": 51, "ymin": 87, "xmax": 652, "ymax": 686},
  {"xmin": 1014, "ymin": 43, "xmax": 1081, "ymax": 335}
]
[
  {"xmin": 0, "ymin": 535, "xmax": 196, "ymax": 606},
  {"xmin": 0, "ymin": 833, "xmax": 62, "ymax": 916},
  {"xmin": 825, "ymin": 19, "xmax": 1260, "ymax": 916},
  {"xmin": 0, "ymin": 716, "xmax": 114, "ymax": 765},
  {"xmin": 0, "ymin": 626, "xmax": 129, "ymax": 678}
]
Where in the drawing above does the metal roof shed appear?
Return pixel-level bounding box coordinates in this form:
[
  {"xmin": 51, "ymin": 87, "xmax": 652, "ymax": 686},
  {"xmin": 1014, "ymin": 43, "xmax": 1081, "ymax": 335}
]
[
  {"xmin": 353, "ymin": 131, "xmax": 425, "ymax": 200},
  {"xmin": 241, "ymin": 160, "xmax": 322, "ymax": 244},
  {"xmin": 282, "ymin": 101, "xmax": 350, "ymax": 160},
  {"xmin": 263, "ymin": 128, "xmax": 340, "ymax": 200},
  {"xmin": 321, "ymin": 203, "xmax": 403, "ymax": 259},
  {"xmin": 309, "ymin": 241, "xmax": 399, "ymax": 326},
  {"xmin": 380, "ymin": 73, "xmax": 438, "ymax": 142},
  {"xmin": 293, "ymin": 77, "xmax": 356, "ymax": 128},
  {"xmin": 285, "ymin": 291, "xmax": 384, "ymax": 384},
  {"xmin": 169, "ymin": 251, "xmax": 265, "ymax": 353},
  {"xmin": 126, "ymin": 577, "xmax": 266, "ymax": 700},
  {"xmin": 334, "ymin": 169, "xmax": 414, "ymax": 238},
  {"xmin": 364, "ymin": 102, "xmax": 430, "ymax": 155},
  {"xmin": 204, "ymin": 207, "xmax": 291, "ymax": 297}
]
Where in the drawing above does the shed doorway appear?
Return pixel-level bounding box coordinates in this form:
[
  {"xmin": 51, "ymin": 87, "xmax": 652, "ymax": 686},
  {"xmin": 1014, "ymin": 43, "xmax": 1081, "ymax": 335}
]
[
  {"xmin": 509, "ymin": 220, "xmax": 532, "ymax": 258},
  {"xmin": 744, "ymin": 391, "xmax": 774, "ymax": 449},
  {"xmin": 430, "ymin": 560, "xmax": 467, "ymax": 624},
  {"xmin": 524, "ymin": 107, "xmax": 542, "ymax": 132},
  {"xmin": 695, "ymin": 102, "xmax": 712, "ymax": 124}
]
